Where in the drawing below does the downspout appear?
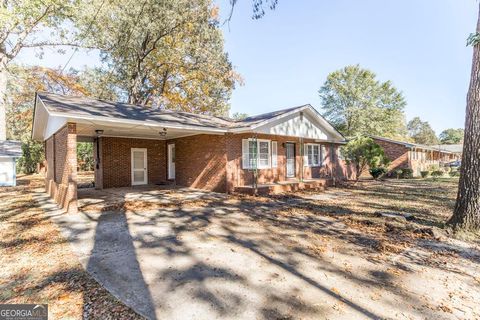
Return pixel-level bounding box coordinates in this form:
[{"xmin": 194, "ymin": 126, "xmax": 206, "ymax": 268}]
[{"xmin": 95, "ymin": 137, "xmax": 100, "ymax": 169}]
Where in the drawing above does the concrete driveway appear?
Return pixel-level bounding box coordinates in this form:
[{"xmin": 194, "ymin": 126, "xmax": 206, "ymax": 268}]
[{"xmin": 40, "ymin": 186, "xmax": 478, "ymax": 320}]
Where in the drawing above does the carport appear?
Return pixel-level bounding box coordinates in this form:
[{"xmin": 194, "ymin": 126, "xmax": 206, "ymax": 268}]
[{"xmin": 31, "ymin": 92, "xmax": 229, "ymax": 213}]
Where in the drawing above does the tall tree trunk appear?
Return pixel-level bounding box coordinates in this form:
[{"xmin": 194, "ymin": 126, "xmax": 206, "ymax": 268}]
[
  {"xmin": 448, "ymin": 4, "xmax": 480, "ymax": 230},
  {"xmin": 0, "ymin": 53, "xmax": 8, "ymax": 141}
]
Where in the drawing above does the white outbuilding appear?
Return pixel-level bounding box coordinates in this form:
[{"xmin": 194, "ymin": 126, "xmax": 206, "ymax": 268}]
[{"xmin": 0, "ymin": 140, "xmax": 22, "ymax": 187}]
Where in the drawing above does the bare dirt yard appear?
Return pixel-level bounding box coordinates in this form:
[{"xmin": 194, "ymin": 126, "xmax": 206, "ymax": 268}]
[{"xmin": 1, "ymin": 176, "xmax": 479, "ymax": 320}]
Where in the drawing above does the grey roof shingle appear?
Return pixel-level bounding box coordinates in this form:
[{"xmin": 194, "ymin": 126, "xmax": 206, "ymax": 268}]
[
  {"xmin": 0, "ymin": 140, "xmax": 22, "ymax": 157},
  {"xmin": 434, "ymin": 144, "xmax": 463, "ymax": 153},
  {"xmin": 230, "ymin": 105, "xmax": 308, "ymax": 128},
  {"xmin": 38, "ymin": 92, "xmax": 233, "ymax": 129},
  {"xmin": 37, "ymin": 92, "xmax": 311, "ymax": 131},
  {"xmin": 370, "ymin": 135, "xmax": 455, "ymax": 154}
]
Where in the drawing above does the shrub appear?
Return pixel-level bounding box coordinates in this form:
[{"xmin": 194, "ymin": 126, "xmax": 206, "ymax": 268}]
[
  {"xmin": 369, "ymin": 167, "xmax": 387, "ymax": 179},
  {"xmin": 342, "ymin": 136, "xmax": 390, "ymax": 180},
  {"xmin": 17, "ymin": 140, "xmax": 44, "ymax": 174},
  {"xmin": 431, "ymin": 170, "xmax": 444, "ymax": 179},
  {"xmin": 420, "ymin": 171, "xmax": 430, "ymax": 178},
  {"xmin": 394, "ymin": 169, "xmax": 403, "ymax": 179},
  {"xmin": 449, "ymin": 170, "xmax": 460, "ymax": 177},
  {"xmin": 77, "ymin": 142, "xmax": 95, "ymax": 171},
  {"xmin": 401, "ymin": 168, "xmax": 413, "ymax": 179}
]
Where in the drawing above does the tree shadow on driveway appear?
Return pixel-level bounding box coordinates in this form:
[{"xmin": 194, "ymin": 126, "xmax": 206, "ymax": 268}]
[
  {"xmin": 54, "ymin": 183, "xmax": 479, "ymax": 320},
  {"xmin": 86, "ymin": 210, "xmax": 158, "ymax": 319}
]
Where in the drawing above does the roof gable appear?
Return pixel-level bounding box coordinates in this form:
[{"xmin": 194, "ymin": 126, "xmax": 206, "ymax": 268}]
[{"xmin": 232, "ymin": 104, "xmax": 345, "ymax": 141}]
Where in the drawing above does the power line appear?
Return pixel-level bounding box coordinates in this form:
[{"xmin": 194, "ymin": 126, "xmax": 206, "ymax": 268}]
[{"xmin": 59, "ymin": 0, "xmax": 107, "ymax": 74}]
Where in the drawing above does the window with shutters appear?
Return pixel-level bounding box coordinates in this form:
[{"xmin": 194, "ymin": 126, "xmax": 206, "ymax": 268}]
[{"xmin": 242, "ymin": 139, "xmax": 271, "ymax": 169}]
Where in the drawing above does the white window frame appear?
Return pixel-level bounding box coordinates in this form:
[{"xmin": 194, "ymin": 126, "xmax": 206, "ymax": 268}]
[
  {"xmin": 242, "ymin": 138, "xmax": 271, "ymax": 169},
  {"xmin": 305, "ymin": 143, "xmax": 321, "ymax": 167}
]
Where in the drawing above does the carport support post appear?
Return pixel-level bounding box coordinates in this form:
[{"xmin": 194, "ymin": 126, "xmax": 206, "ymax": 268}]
[{"xmin": 65, "ymin": 123, "xmax": 78, "ymax": 214}]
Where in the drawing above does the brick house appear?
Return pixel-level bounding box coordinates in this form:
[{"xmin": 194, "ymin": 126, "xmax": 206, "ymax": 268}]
[
  {"xmin": 32, "ymin": 92, "xmax": 355, "ymax": 213},
  {"xmin": 371, "ymin": 136, "xmax": 458, "ymax": 177}
]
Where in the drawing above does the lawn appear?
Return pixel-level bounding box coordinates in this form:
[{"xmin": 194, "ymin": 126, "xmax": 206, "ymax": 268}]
[{"xmin": 1, "ymin": 175, "xmax": 479, "ymax": 320}]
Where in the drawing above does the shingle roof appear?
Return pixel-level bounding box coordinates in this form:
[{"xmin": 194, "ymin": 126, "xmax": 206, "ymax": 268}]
[
  {"xmin": 231, "ymin": 105, "xmax": 308, "ymax": 128},
  {"xmin": 434, "ymin": 144, "xmax": 463, "ymax": 153},
  {"xmin": 37, "ymin": 92, "xmax": 316, "ymax": 131},
  {"xmin": 370, "ymin": 136, "xmax": 454, "ymax": 154},
  {"xmin": 0, "ymin": 140, "xmax": 22, "ymax": 157},
  {"xmin": 37, "ymin": 92, "xmax": 233, "ymax": 130}
]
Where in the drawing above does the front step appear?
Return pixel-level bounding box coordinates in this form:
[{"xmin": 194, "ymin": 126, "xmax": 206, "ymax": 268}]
[{"xmin": 234, "ymin": 179, "xmax": 331, "ymax": 195}]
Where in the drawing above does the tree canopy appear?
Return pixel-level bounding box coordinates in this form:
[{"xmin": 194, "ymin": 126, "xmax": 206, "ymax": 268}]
[
  {"xmin": 407, "ymin": 117, "xmax": 439, "ymax": 145},
  {"xmin": 1, "ymin": 0, "xmax": 239, "ymax": 140},
  {"xmin": 76, "ymin": 0, "xmax": 239, "ymax": 116},
  {"xmin": 439, "ymin": 128, "xmax": 464, "ymax": 145},
  {"xmin": 6, "ymin": 65, "xmax": 89, "ymax": 141},
  {"xmin": 0, "ymin": 0, "xmax": 78, "ymax": 140},
  {"xmin": 319, "ymin": 65, "xmax": 407, "ymax": 139},
  {"xmin": 5, "ymin": 65, "xmax": 91, "ymax": 173}
]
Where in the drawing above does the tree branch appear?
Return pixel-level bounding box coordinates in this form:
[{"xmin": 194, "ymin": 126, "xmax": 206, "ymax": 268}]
[{"xmin": 6, "ymin": 4, "xmax": 54, "ymax": 60}]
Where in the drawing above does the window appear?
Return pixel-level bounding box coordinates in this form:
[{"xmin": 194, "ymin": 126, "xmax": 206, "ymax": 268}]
[
  {"xmin": 258, "ymin": 141, "xmax": 270, "ymax": 168},
  {"xmin": 242, "ymin": 139, "xmax": 271, "ymax": 169},
  {"xmin": 305, "ymin": 143, "xmax": 321, "ymax": 167}
]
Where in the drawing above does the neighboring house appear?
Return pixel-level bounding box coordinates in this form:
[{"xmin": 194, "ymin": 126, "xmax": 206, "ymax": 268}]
[
  {"xmin": 31, "ymin": 92, "xmax": 354, "ymax": 213},
  {"xmin": 435, "ymin": 144, "xmax": 463, "ymax": 160},
  {"xmin": 0, "ymin": 140, "xmax": 22, "ymax": 187},
  {"xmin": 371, "ymin": 136, "xmax": 457, "ymax": 177}
]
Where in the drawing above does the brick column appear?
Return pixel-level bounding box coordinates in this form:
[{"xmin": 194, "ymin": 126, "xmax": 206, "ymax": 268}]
[
  {"xmin": 43, "ymin": 122, "xmax": 78, "ymax": 214},
  {"xmin": 65, "ymin": 123, "xmax": 77, "ymax": 214}
]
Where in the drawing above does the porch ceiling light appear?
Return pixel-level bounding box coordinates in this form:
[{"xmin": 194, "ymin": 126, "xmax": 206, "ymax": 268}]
[
  {"xmin": 159, "ymin": 128, "xmax": 167, "ymax": 136},
  {"xmin": 95, "ymin": 129, "xmax": 104, "ymax": 135}
]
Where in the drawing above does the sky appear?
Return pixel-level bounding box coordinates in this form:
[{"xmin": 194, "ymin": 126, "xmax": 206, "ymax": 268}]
[{"xmin": 17, "ymin": 0, "xmax": 478, "ymax": 134}]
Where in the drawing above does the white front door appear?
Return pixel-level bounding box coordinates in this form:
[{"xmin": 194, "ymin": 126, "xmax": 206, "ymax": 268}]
[
  {"xmin": 286, "ymin": 143, "xmax": 296, "ymax": 178},
  {"xmin": 168, "ymin": 144, "xmax": 175, "ymax": 179},
  {"xmin": 131, "ymin": 148, "xmax": 148, "ymax": 185}
]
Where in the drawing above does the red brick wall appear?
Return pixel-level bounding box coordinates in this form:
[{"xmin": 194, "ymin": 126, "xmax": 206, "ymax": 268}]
[
  {"xmin": 373, "ymin": 138, "xmax": 410, "ymax": 173},
  {"xmin": 167, "ymin": 134, "xmax": 227, "ymax": 192},
  {"xmin": 97, "ymin": 133, "xmax": 353, "ymax": 193},
  {"xmin": 100, "ymin": 137, "xmax": 166, "ymax": 188},
  {"xmin": 225, "ymin": 133, "xmax": 352, "ymax": 191},
  {"xmin": 44, "ymin": 123, "xmax": 77, "ymax": 214},
  {"xmin": 45, "ymin": 138, "xmax": 54, "ymax": 180}
]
